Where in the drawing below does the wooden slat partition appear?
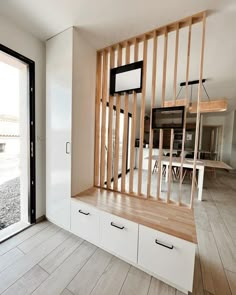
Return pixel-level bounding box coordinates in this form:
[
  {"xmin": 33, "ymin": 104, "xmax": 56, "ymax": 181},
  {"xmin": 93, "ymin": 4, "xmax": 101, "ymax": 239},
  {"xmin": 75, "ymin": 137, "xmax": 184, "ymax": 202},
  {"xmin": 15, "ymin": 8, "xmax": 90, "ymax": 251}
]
[
  {"xmin": 190, "ymin": 12, "xmax": 206, "ymax": 208},
  {"xmin": 100, "ymin": 51, "xmax": 108, "ymax": 187},
  {"xmin": 137, "ymin": 37, "xmax": 148, "ymax": 195},
  {"xmin": 179, "ymin": 19, "xmax": 192, "ymax": 204},
  {"xmin": 121, "ymin": 43, "xmax": 130, "ymax": 192},
  {"xmin": 94, "ymin": 11, "xmax": 207, "ymax": 210},
  {"xmin": 157, "ymin": 29, "xmax": 168, "ymax": 200},
  {"xmin": 94, "ymin": 52, "xmax": 102, "ymax": 186},
  {"xmin": 113, "ymin": 45, "xmax": 122, "ymax": 190},
  {"xmin": 147, "ymin": 32, "xmax": 158, "ymax": 197},
  {"xmin": 129, "ymin": 40, "xmax": 139, "ymax": 193},
  {"xmin": 107, "ymin": 49, "xmax": 115, "ymax": 189}
]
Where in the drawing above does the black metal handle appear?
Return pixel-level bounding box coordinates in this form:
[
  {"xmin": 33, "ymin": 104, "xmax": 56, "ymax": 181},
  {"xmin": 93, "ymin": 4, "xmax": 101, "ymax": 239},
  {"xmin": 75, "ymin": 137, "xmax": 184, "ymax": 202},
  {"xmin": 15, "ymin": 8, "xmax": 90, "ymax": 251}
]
[
  {"xmin": 66, "ymin": 142, "xmax": 70, "ymax": 154},
  {"xmin": 155, "ymin": 239, "xmax": 174, "ymax": 250},
  {"xmin": 110, "ymin": 222, "xmax": 125, "ymax": 230},
  {"xmin": 78, "ymin": 209, "xmax": 90, "ymax": 216}
]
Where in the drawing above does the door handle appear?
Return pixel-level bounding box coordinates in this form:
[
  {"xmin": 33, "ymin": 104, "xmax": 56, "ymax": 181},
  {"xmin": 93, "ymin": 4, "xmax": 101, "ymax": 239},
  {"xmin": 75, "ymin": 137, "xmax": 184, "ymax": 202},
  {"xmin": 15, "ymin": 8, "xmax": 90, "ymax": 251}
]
[
  {"xmin": 66, "ymin": 142, "xmax": 70, "ymax": 154},
  {"xmin": 155, "ymin": 239, "xmax": 174, "ymax": 250}
]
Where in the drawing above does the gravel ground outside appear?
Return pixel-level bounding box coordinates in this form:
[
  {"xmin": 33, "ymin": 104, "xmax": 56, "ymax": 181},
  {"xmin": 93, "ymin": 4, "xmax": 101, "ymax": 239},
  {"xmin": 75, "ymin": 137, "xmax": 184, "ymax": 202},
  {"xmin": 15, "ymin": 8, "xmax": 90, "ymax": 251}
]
[{"xmin": 0, "ymin": 177, "xmax": 20, "ymax": 230}]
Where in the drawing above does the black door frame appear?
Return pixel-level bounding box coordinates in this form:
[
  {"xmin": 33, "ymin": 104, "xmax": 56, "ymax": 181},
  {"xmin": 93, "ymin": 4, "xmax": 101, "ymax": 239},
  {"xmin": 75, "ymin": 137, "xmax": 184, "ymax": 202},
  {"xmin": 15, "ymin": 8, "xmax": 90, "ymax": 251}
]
[{"xmin": 0, "ymin": 44, "xmax": 36, "ymax": 224}]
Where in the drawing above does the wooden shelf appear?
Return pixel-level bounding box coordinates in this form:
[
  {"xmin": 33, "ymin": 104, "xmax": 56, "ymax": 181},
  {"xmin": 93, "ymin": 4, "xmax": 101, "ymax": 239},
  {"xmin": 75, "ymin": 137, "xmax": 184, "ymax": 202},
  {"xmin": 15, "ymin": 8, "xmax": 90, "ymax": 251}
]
[{"xmin": 73, "ymin": 187, "xmax": 197, "ymax": 244}]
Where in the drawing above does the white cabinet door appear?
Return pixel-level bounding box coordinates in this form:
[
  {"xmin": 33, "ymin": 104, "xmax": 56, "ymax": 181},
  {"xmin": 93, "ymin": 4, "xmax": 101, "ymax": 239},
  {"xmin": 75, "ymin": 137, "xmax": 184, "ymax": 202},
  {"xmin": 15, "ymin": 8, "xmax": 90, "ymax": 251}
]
[
  {"xmin": 138, "ymin": 225, "xmax": 195, "ymax": 293},
  {"xmin": 71, "ymin": 200, "xmax": 100, "ymax": 245},
  {"xmin": 46, "ymin": 28, "xmax": 73, "ymax": 230},
  {"xmin": 100, "ymin": 212, "xmax": 138, "ymax": 263}
]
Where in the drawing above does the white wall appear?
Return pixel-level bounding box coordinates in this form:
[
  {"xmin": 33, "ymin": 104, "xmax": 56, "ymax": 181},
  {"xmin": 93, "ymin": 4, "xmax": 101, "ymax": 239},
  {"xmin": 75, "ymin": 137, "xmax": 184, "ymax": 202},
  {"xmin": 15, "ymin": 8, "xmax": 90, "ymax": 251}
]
[
  {"xmin": 71, "ymin": 29, "xmax": 96, "ymax": 196},
  {"xmin": 0, "ymin": 16, "xmax": 46, "ymax": 219},
  {"xmin": 231, "ymin": 111, "xmax": 236, "ymax": 169}
]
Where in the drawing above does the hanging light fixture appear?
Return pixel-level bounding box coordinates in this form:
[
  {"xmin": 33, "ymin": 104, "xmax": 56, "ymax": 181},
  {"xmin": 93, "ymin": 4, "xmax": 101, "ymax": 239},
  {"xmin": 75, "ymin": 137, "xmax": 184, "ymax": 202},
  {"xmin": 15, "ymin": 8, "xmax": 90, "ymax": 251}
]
[{"xmin": 164, "ymin": 79, "xmax": 228, "ymax": 113}]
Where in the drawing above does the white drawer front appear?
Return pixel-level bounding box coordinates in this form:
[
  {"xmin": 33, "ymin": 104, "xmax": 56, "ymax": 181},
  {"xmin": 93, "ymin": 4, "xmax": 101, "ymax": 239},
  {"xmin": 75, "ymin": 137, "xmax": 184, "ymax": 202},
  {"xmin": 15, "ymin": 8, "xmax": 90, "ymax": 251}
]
[
  {"xmin": 71, "ymin": 200, "xmax": 100, "ymax": 245},
  {"xmin": 138, "ymin": 225, "xmax": 195, "ymax": 292},
  {"xmin": 100, "ymin": 212, "xmax": 138, "ymax": 263}
]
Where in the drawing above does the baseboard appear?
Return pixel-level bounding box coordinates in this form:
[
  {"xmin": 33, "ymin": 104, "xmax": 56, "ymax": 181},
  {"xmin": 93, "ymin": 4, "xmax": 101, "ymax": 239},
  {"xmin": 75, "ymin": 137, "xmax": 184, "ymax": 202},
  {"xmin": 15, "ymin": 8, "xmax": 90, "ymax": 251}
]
[{"xmin": 36, "ymin": 215, "xmax": 46, "ymax": 223}]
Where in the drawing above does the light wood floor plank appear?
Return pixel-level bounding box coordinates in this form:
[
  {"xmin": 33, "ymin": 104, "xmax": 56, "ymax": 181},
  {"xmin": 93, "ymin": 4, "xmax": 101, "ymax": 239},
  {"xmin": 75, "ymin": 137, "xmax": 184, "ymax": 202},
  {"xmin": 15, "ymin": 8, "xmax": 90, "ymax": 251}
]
[
  {"xmin": 67, "ymin": 248, "xmax": 112, "ymax": 295},
  {"xmin": 191, "ymin": 248, "xmax": 204, "ymax": 295},
  {"xmin": 0, "ymin": 228, "xmax": 69, "ymax": 294},
  {"xmin": 225, "ymin": 270, "xmax": 236, "ymax": 295},
  {"xmin": 18, "ymin": 223, "xmax": 60, "ymax": 254},
  {"xmin": 39, "ymin": 233, "xmax": 83, "ymax": 274},
  {"xmin": 61, "ymin": 289, "xmax": 74, "ymax": 295},
  {"xmin": 197, "ymin": 228, "xmax": 231, "ymax": 295},
  {"xmin": 148, "ymin": 277, "xmax": 175, "ymax": 295},
  {"xmin": 2, "ymin": 265, "xmax": 48, "ymax": 295},
  {"xmin": 32, "ymin": 241, "xmax": 96, "ymax": 295},
  {"xmin": 0, "ymin": 247, "xmax": 24, "ymax": 273},
  {"xmin": 210, "ymin": 220, "xmax": 236, "ymax": 273},
  {"xmin": 90, "ymin": 256, "xmax": 130, "ymax": 295},
  {"xmin": 119, "ymin": 266, "xmax": 151, "ymax": 295},
  {"xmin": 0, "ymin": 221, "xmax": 50, "ymax": 256}
]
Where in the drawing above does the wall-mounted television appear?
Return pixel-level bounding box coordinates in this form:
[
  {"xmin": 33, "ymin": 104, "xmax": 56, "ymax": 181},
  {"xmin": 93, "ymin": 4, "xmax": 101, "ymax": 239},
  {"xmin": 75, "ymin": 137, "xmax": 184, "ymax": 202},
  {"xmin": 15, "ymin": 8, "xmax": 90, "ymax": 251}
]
[{"xmin": 152, "ymin": 106, "xmax": 185, "ymax": 129}]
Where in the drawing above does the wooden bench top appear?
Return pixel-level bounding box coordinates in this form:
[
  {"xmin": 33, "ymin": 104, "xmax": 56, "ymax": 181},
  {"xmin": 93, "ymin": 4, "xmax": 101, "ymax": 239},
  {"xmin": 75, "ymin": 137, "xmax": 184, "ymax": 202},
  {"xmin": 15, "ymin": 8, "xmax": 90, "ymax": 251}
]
[{"xmin": 73, "ymin": 187, "xmax": 197, "ymax": 244}]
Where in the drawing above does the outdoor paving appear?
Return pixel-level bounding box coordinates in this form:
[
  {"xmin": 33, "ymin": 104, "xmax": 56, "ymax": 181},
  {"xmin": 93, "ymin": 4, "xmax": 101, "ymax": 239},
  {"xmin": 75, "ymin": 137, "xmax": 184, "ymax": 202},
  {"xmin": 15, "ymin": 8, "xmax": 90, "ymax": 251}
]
[{"xmin": 0, "ymin": 177, "xmax": 20, "ymax": 230}]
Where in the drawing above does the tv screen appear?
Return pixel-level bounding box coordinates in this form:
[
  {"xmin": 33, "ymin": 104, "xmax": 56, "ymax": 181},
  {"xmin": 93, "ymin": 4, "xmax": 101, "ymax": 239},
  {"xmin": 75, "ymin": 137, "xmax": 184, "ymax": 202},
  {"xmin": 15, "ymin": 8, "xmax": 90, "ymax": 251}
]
[{"xmin": 152, "ymin": 106, "xmax": 185, "ymax": 129}]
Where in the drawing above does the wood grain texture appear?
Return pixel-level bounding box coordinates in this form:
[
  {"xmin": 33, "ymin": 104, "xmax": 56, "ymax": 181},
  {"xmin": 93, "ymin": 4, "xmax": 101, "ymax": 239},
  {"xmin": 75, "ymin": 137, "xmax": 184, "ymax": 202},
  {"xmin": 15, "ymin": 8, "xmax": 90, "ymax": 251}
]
[
  {"xmin": 67, "ymin": 248, "xmax": 112, "ymax": 295},
  {"xmin": 74, "ymin": 187, "xmax": 197, "ymax": 243},
  {"xmin": 0, "ymin": 228, "xmax": 69, "ymax": 294},
  {"xmin": 100, "ymin": 50, "xmax": 108, "ymax": 187},
  {"xmin": 190, "ymin": 12, "xmax": 206, "ymax": 208},
  {"xmin": 90, "ymin": 256, "xmax": 130, "ymax": 295},
  {"xmin": 106, "ymin": 49, "xmax": 115, "ymax": 189},
  {"xmin": 138, "ymin": 37, "xmax": 148, "ymax": 195},
  {"xmin": 2, "ymin": 265, "xmax": 48, "ymax": 295},
  {"xmin": 119, "ymin": 266, "xmax": 151, "ymax": 295},
  {"xmin": 113, "ymin": 44, "xmax": 122, "ymax": 190},
  {"xmin": 129, "ymin": 40, "xmax": 139, "ymax": 194},
  {"xmin": 94, "ymin": 52, "xmax": 102, "ymax": 186},
  {"xmin": 147, "ymin": 31, "xmax": 157, "ymax": 198},
  {"xmin": 167, "ymin": 128, "xmax": 174, "ymax": 203},
  {"xmin": 39, "ymin": 233, "xmax": 83, "ymax": 274},
  {"xmin": 148, "ymin": 277, "xmax": 176, "ymax": 295},
  {"xmin": 121, "ymin": 42, "xmax": 130, "ymax": 192},
  {"xmin": 0, "ymin": 247, "xmax": 24, "ymax": 273},
  {"xmin": 32, "ymin": 241, "xmax": 97, "ymax": 295},
  {"xmin": 225, "ymin": 270, "xmax": 236, "ymax": 295}
]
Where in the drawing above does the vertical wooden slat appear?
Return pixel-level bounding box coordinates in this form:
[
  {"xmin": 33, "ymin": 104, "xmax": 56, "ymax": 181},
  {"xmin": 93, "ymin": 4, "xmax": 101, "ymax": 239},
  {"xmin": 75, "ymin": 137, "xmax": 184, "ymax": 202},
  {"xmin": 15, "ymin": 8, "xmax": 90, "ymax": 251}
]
[
  {"xmin": 113, "ymin": 45, "xmax": 122, "ymax": 190},
  {"xmin": 121, "ymin": 43, "xmax": 130, "ymax": 192},
  {"xmin": 137, "ymin": 37, "xmax": 148, "ymax": 195},
  {"xmin": 129, "ymin": 40, "xmax": 139, "ymax": 193},
  {"xmin": 167, "ymin": 128, "xmax": 174, "ymax": 202},
  {"xmin": 157, "ymin": 29, "xmax": 168, "ymax": 199},
  {"xmin": 94, "ymin": 52, "xmax": 102, "ymax": 186},
  {"xmin": 190, "ymin": 13, "xmax": 206, "ymax": 208},
  {"xmin": 147, "ymin": 32, "xmax": 158, "ymax": 197},
  {"xmin": 179, "ymin": 19, "xmax": 192, "ymax": 204},
  {"xmin": 107, "ymin": 49, "xmax": 115, "ymax": 189},
  {"xmin": 100, "ymin": 50, "xmax": 108, "ymax": 187}
]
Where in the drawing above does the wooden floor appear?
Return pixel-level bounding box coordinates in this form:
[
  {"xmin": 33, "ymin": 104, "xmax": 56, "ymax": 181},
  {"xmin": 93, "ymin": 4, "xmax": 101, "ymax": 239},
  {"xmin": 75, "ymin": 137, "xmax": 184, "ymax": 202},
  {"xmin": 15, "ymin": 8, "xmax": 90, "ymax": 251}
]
[{"xmin": 0, "ymin": 171, "xmax": 235, "ymax": 295}]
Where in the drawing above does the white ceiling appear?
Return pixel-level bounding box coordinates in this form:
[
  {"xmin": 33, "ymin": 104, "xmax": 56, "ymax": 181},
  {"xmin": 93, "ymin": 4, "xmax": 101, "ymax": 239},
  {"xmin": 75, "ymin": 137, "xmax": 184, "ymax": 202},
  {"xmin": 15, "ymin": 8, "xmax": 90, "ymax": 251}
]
[{"xmin": 0, "ymin": 0, "xmax": 236, "ymax": 111}]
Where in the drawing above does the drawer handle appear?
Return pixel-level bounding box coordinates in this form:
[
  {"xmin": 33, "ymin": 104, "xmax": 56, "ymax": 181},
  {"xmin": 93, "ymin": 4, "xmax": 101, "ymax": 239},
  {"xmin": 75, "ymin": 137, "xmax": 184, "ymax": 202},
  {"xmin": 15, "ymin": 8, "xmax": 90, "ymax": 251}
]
[
  {"xmin": 78, "ymin": 209, "xmax": 90, "ymax": 216},
  {"xmin": 110, "ymin": 222, "xmax": 125, "ymax": 230},
  {"xmin": 155, "ymin": 239, "xmax": 174, "ymax": 250}
]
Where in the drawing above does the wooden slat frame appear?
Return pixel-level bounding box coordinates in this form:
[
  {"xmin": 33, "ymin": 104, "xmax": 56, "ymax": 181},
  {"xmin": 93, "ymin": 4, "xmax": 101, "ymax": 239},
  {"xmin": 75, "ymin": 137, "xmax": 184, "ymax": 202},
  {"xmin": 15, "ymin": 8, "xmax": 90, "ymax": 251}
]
[
  {"xmin": 190, "ymin": 12, "xmax": 206, "ymax": 208},
  {"xmin": 179, "ymin": 19, "xmax": 192, "ymax": 204},
  {"xmin": 121, "ymin": 43, "xmax": 131, "ymax": 192},
  {"xmin": 167, "ymin": 128, "xmax": 174, "ymax": 202},
  {"xmin": 137, "ymin": 37, "xmax": 148, "ymax": 195},
  {"xmin": 94, "ymin": 52, "xmax": 102, "ymax": 186},
  {"xmin": 98, "ymin": 11, "xmax": 206, "ymax": 52},
  {"xmin": 113, "ymin": 45, "xmax": 122, "ymax": 190},
  {"xmin": 129, "ymin": 40, "xmax": 139, "ymax": 194},
  {"xmin": 157, "ymin": 29, "xmax": 168, "ymax": 200},
  {"xmin": 99, "ymin": 51, "xmax": 108, "ymax": 187},
  {"xmin": 147, "ymin": 32, "xmax": 158, "ymax": 197},
  {"xmin": 106, "ymin": 49, "xmax": 115, "ymax": 189}
]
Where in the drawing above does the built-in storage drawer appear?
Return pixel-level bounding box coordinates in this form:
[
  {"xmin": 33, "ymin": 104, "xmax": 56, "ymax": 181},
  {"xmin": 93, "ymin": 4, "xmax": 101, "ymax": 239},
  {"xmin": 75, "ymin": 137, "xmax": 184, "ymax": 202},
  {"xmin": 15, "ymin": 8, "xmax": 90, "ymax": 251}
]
[
  {"xmin": 71, "ymin": 200, "xmax": 100, "ymax": 245},
  {"xmin": 100, "ymin": 212, "xmax": 138, "ymax": 264},
  {"xmin": 138, "ymin": 225, "xmax": 195, "ymax": 293}
]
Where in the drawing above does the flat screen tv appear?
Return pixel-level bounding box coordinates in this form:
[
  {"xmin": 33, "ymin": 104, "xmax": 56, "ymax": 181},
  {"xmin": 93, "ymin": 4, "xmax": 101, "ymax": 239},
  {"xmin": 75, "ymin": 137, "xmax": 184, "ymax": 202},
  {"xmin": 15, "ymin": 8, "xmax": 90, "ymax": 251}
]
[{"xmin": 152, "ymin": 106, "xmax": 185, "ymax": 129}]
